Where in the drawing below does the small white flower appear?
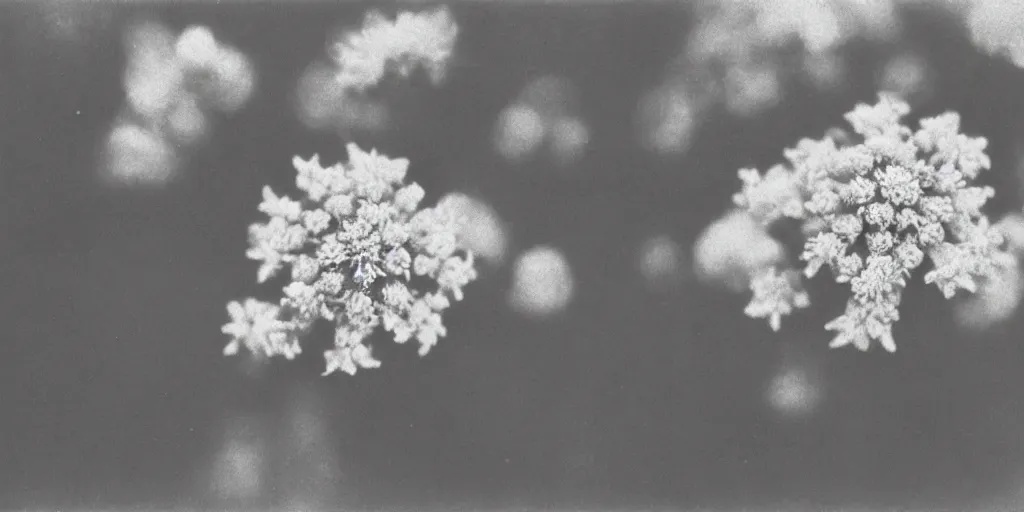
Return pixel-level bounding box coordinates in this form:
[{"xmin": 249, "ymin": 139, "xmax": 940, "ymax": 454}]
[
  {"xmin": 834, "ymin": 253, "xmax": 864, "ymax": 283},
  {"xmin": 861, "ymin": 202, "xmax": 894, "ymax": 228},
  {"xmin": 323, "ymin": 344, "xmax": 381, "ymax": 376},
  {"xmin": 850, "ymin": 255, "xmax": 903, "ymax": 303},
  {"xmin": 744, "ymin": 268, "xmax": 810, "ymax": 331},
  {"xmin": 314, "ymin": 272, "xmax": 345, "ymax": 296},
  {"xmin": 843, "ymin": 94, "xmax": 909, "ymax": 137},
  {"xmin": 323, "ymin": 194, "xmax": 355, "ymax": 219},
  {"xmin": 866, "ymin": 230, "xmax": 895, "ymax": 255},
  {"xmin": 826, "ymin": 300, "xmax": 898, "ymax": 353},
  {"xmin": 830, "ymin": 213, "xmax": 863, "ymax": 241},
  {"xmin": 258, "ymin": 186, "xmax": 302, "ymax": 222},
  {"xmin": 841, "ymin": 176, "xmax": 877, "ymax": 205},
  {"xmin": 925, "ymin": 243, "xmax": 981, "ymax": 299},
  {"xmin": 917, "ymin": 196, "xmax": 955, "ymax": 223},
  {"xmin": 301, "ymin": 209, "xmax": 332, "ymax": 235},
  {"xmin": 290, "ymin": 255, "xmax": 320, "ymax": 284},
  {"xmin": 801, "ymin": 232, "xmax": 845, "ymax": 278},
  {"xmin": 918, "ymin": 221, "xmax": 945, "ymax": 247},
  {"xmin": 894, "ymin": 239, "xmax": 924, "ymax": 270},
  {"xmin": 876, "ymin": 165, "xmax": 922, "ymax": 207},
  {"xmin": 394, "ymin": 183, "xmax": 425, "ymax": 213},
  {"xmin": 733, "ymin": 166, "xmax": 805, "ymax": 225}
]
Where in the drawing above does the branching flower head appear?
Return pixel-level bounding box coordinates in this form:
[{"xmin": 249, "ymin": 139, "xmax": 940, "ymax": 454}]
[
  {"xmin": 744, "ymin": 267, "xmax": 810, "ymax": 331},
  {"xmin": 224, "ymin": 143, "xmax": 477, "ymax": 375},
  {"xmin": 725, "ymin": 94, "xmax": 1013, "ymax": 352}
]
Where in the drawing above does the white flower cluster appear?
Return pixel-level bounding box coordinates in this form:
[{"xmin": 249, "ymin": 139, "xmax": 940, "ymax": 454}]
[
  {"xmin": 223, "ymin": 144, "xmax": 477, "ymax": 376},
  {"xmin": 105, "ymin": 23, "xmax": 255, "ymax": 186},
  {"xmin": 331, "ymin": 8, "xmax": 458, "ymax": 91},
  {"xmin": 729, "ymin": 94, "xmax": 1014, "ymax": 352}
]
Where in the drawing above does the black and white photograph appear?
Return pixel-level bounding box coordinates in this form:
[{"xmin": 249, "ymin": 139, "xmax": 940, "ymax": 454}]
[{"xmin": 6, "ymin": 1, "xmax": 1024, "ymax": 510}]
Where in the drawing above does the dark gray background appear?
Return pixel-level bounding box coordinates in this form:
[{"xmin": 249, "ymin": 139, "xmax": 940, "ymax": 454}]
[{"xmin": 3, "ymin": 2, "xmax": 1024, "ymax": 510}]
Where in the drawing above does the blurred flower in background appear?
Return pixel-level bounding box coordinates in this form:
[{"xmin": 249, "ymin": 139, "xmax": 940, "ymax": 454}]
[
  {"xmin": 967, "ymin": 0, "xmax": 1024, "ymax": 67},
  {"xmin": 330, "ymin": 7, "xmax": 458, "ymax": 92},
  {"xmin": 954, "ymin": 213, "xmax": 1024, "ymax": 330},
  {"xmin": 103, "ymin": 22, "xmax": 255, "ymax": 187},
  {"xmin": 765, "ymin": 345, "xmax": 824, "ymax": 419},
  {"xmin": 295, "ymin": 58, "xmax": 390, "ymax": 135},
  {"xmin": 508, "ymin": 245, "xmax": 574, "ymax": 317},
  {"xmin": 103, "ymin": 122, "xmax": 178, "ymax": 187},
  {"xmin": 634, "ymin": 80, "xmax": 699, "ymax": 157},
  {"xmin": 878, "ymin": 50, "xmax": 933, "ymax": 106},
  {"xmin": 439, "ymin": 192, "xmax": 510, "ymax": 267},
  {"xmin": 493, "ymin": 75, "xmax": 590, "ymax": 166},
  {"xmin": 295, "ymin": 6, "xmax": 457, "ymax": 138},
  {"xmin": 681, "ymin": 0, "xmax": 898, "ymax": 117},
  {"xmin": 208, "ymin": 413, "xmax": 268, "ymax": 507},
  {"xmin": 634, "ymin": 0, "xmax": 899, "ymax": 159},
  {"xmin": 636, "ymin": 234, "xmax": 687, "ymax": 291},
  {"xmin": 493, "ymin": 103, "xmax": 547, "ymax": 162},
  {"xmin": 693, "ymin": 209, "xmax": 785, "ymax": 292},
  {"xmin": 899, "ymin": 0, "xmax": 1024, "ymax": 70},
  {"xmin": 205, "ymin": 387, "xmax": 340, "ymax": 510},
  {"xmin": 953, "ymin": 259, "xmax": 1023, "ymax": 330},
  {"xmin": 549, "ymin": 115, "xmax": 590, "ymax": 166},
  {"xmin": 279, "ymin": 386, "xmax": 341, "ymax": 512}
]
